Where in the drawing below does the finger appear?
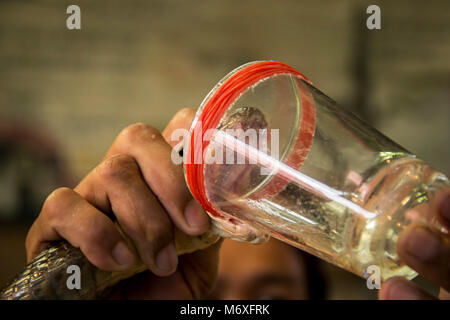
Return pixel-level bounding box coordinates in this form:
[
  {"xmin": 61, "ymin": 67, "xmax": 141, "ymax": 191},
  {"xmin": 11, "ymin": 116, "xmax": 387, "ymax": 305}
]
[
  {"xmin": 162, "ymin": 108, "xmax": 196, "ymax": 146},
  {"xmin": 103, "ymin": 117, "xmax": 208, "ymax": 236},
  {"xmin": 119, "ymin": 239, "xmax": 224, "ymax": 300},
  {"xmin": 25, "ymin": 187, "xmax": 135, "ymax": 272},
  {"xmin": 397, "ymin": 224, "xmax": 450, "ymax": 291},
  {"xmin": 162, "ymin": 109, "xmax": 211, "ymax": 235},
  {"xmin": 163, "ymin": 108, "xmax": 212, "ymax": 235},
  {"xmin": 379, "ymin": 277, "xmax": 435, "ymax": 300},
  {"xmin": 76, "ymin": 154, "xmax": 178, "ymax": 276},
  {"xmin": 433, "ymin": 187, "xmax": 450, "ymax": 230},
  {"xmin": 439, "ymin": 287, "xmax": 450, "ymax": 300},
  {"xmin": 178, "ymin": 238, "xmax": 224, "ymax": 299}
]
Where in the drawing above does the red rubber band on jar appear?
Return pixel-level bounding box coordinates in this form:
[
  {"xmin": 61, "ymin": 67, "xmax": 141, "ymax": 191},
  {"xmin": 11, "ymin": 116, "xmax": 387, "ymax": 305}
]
[{"xmin": 185, "ymin": 61, "xmax": 315, "ymax": 218}]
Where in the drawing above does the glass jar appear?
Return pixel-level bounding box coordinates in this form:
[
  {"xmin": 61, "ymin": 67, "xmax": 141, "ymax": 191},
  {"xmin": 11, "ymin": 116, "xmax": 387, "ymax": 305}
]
[{"xmin": 183, "ymin": 61, "xmax": 448, "ymax": 281}]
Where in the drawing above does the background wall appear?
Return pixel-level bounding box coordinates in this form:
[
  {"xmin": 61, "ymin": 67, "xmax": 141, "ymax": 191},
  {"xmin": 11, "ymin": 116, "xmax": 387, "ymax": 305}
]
[{"xmin": 0, "ymin": 0, "xmax": 449, "ymax": 299}]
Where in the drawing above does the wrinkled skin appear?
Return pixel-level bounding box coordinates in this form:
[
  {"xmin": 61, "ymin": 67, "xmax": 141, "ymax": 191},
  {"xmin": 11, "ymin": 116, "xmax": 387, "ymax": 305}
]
[{"xmin": 26, "ymin": 108, "xmax": 218, "ymax": 299}]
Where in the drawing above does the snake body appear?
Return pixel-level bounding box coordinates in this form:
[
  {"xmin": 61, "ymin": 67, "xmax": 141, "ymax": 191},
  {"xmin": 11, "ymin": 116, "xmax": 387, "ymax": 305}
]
[{"xmin": 0, "ymin": 225, "xmax": 219, "ymax": 300}]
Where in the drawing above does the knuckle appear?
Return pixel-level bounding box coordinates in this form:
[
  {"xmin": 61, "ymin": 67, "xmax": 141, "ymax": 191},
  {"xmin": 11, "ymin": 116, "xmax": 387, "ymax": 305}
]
[
  {"xmin": 80, "ymin": 225, "xmax": 113, "ymax": 256},
  {"xmin": 118, "ymin": 123, "xmax": 162, "ymax": 145},
  {"xmin": 81, "ymin": 218, "xmax": 109, "ymax": 243},
  {"xmin": 142, "ymin": 217, "xmax": 174, "ymax": 248},
  {"xmin": 173, "ymin": 108, "xmax": 196, "ymax": 124},
  {"xmin": 96, "ymin": 154, "xmax": 138, "ymax": 182},
  {"xmin": 42, "ymin": 187, "xmax": 75, "ymax": 221}
]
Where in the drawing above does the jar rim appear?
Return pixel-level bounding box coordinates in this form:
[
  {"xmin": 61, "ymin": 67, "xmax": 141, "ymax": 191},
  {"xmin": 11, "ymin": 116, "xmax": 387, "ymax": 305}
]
[{"xmin": 185, "ymin": 61, "xmax": 314, "ymax": 218}]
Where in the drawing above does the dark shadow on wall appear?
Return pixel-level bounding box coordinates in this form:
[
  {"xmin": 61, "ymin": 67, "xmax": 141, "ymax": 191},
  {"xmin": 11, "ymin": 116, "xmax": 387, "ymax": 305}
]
[{"xmin": 0, "ymin": 121, "xmax": 73, "ymax": 223}]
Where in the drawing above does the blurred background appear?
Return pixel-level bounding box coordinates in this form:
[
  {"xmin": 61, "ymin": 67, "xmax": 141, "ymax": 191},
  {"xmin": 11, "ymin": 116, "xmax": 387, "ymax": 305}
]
[{"xmin": 0, "ymin": 0, "xmax": 449, "ymax": 299}]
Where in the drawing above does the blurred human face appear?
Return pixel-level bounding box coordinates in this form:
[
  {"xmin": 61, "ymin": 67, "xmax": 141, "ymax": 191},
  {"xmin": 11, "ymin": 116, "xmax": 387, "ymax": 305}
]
[{"xmin": 209, "ymin": 238, "xmax": 308, "ymax": 300}]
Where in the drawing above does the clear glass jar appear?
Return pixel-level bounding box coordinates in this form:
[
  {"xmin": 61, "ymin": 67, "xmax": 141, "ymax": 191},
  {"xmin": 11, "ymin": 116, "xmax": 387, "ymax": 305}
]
[{"xmin": 183, "ymin": 61, "xmax": 449, "ymax": 281}]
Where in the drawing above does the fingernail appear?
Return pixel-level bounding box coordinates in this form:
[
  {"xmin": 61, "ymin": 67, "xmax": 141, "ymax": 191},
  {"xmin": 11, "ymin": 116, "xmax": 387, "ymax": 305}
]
[
  {"xmin": 405, "ymin": 227, "xmax": 440, "ymax": 261},
  {"xmin": 112, "ymin": 241, "xmax": 135, "ymax": 267},
  {"xmin": 184, "ymin": 199, "xmax": 209, "ymax": 230},
  {"xmin": 438, "ymin": 193, "xmax": 450, "ymax": 222},
  {"xmin": 156, "ymin": 242, "xmax": 178, "ymax": 273}
]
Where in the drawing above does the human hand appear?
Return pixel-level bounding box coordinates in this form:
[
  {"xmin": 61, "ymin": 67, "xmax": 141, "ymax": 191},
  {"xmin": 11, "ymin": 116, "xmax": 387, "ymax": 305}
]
[
  {"xmin": 379, "ymin": 188, "xmax": 450, "ymax": 300},
  {"xmin": 25, "ymin": 108, "xmax": 221, "ymax": 299}
]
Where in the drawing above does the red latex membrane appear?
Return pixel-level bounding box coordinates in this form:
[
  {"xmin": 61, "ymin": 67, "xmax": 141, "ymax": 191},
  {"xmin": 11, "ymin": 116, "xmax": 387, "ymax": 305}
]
[
  {"xmin": 185, "ymin": 61, "xmax": 314, "ymax": 244},
  {"xmin": 183, "ymin": 61, "xmax": 449, "ymax": 281}
]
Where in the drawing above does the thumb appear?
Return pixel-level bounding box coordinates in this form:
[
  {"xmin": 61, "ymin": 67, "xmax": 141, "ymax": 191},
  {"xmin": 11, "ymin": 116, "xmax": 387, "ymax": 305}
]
[
  {"xmin": 163, "ymin": 108, "xmax": 222, "ymax": 299},
  {"xmin": 162, "ymin": 108, "xmax": 196, "ymax": 147},
  {"xmin": 164, "ymin": 108, "xmax": 223, "ymax": 298}
]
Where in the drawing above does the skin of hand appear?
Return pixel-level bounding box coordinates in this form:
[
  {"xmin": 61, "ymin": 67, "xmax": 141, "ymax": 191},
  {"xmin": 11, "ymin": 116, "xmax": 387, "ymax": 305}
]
[
  {"xmin": 25, "ymin": 108, "xmax": 222, "ymax": 299},
  {"xmin": 379, "ymin": 188, "xmax": 450, "ymax": 300}
]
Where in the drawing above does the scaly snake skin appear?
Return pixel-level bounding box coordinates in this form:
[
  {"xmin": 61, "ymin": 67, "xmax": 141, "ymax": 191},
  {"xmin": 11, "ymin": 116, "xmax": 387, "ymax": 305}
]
[{"xmin": 0, "ymin": 226, "xmax": 220, "ymax": 300}]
